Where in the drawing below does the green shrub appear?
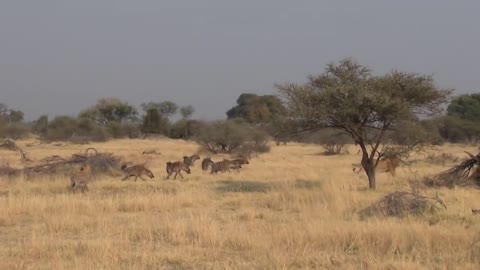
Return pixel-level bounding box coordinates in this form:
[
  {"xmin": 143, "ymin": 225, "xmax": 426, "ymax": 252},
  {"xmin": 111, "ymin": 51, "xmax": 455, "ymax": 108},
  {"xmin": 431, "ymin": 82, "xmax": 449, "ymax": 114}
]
[
  {"xmin": 194, "ymin": 119, "xmax": 270, "ymax": 157},
  {"xmin": 0, "ymin": 122, "xmax": 31, "ymax": 139}
]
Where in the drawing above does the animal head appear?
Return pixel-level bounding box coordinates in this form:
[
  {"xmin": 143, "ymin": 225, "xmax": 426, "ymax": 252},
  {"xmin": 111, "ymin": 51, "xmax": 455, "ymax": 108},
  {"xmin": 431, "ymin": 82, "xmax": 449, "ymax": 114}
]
[
  {"xmin": 121, "ymin": 164, "xmax": 128, "ymax": 171},
  {"xmin": 240, "ymin": 159, "xmax": 249, "ymax": 165},
  {"xmin": 145, "ymin": 169, "xmax": 155, "ymax": 178},
  {"xmin": 80, "ymin": 164, "xmax": 92, "ymax": 174}
]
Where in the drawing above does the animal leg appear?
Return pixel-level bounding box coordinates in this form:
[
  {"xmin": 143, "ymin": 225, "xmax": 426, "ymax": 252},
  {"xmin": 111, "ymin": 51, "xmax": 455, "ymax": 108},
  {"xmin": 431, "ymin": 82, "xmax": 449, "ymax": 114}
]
[
  {"xmin": 140, "ymin": 176, "xmax": 147, "ymax": 181},
  {"xmin": 134, "ymin": 176, "xmax": 138, "ymax": 182},
  {"xmin": 121, "ymin": 175, "xmax": 130, "ymax": 181}
]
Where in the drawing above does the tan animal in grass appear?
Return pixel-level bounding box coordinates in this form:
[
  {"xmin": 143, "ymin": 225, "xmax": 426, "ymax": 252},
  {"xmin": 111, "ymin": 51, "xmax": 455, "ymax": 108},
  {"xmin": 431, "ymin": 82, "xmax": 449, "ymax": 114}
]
[
  {"xmin": 352, "ymin": 156, "xmax": 406, "ymax": 177},
  {"xmin": 183, "ymin": 154, "xmax": 200, "ymax": 167},
  {"xmin": 201, "ymin": 157, "xmax": 214, "ymax": 171},
  {"xmin": 166, "ymin": 161, "xmax": 191, "ymax": 179},
  {"xmin": 121, "ymin": 164, "xmax": 155, "ymax": 181},
  {"xmin": 70, "ymin": 163, "xmax": 92, "ymax": 193}
]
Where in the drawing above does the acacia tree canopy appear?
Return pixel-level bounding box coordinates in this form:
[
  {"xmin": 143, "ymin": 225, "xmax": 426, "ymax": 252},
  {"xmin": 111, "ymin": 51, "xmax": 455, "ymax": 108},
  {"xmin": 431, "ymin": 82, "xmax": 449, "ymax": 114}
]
[{"xmin": 276, "ymin": 58, "xmax": 451, "ymax": 189}]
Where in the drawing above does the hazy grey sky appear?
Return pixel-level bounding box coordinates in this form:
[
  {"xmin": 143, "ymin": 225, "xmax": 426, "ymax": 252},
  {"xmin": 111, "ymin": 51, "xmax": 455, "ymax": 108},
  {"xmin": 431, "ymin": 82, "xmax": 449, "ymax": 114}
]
[{"xmin": 1, "ymin": 1, "xmax": 479, "ymax": 120}]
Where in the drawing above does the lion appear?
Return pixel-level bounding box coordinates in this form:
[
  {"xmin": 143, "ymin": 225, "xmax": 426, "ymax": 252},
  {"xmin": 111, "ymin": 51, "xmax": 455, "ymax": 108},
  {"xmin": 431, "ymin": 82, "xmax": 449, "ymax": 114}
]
[
  {"xmin": 70, "ymin": 163, "xmax": 92, "ymax": 193},
  {"xmin": 352, "ymin": 156, "xmax": 405, "ymax": 177}
]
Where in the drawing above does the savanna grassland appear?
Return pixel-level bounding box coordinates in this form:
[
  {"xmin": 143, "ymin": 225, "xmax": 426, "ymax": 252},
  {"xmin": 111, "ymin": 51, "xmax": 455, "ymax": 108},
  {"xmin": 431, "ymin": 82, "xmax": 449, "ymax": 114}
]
[{"xmin": 1, "ymin": 139, "xmax": 480, "ymax": 270}]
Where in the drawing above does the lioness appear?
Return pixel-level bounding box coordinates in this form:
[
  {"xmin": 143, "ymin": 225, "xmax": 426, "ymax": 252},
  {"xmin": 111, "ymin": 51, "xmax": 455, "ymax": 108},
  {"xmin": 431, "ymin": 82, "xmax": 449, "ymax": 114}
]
[{"xmin": 353, "ymin": 156, "xmax": 405, "ymax": 177}]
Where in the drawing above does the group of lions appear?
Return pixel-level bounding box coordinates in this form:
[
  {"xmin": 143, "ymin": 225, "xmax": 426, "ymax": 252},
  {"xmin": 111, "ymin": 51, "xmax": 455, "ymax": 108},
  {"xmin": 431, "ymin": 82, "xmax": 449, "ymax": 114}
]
[{"xmin": 70, "ymin": 154, "xmax": 250, "ymax": 193}]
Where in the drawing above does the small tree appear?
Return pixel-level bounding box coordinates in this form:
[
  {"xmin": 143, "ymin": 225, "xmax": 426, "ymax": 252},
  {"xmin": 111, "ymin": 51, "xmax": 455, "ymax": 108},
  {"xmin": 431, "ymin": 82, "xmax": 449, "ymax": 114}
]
[
  {"xmin": 0, "ymin": 104, "xmax": 25, "ymax": 124},
  {"xmin": 180, "ymin": 105, "xmax": 195, "ymax": 138},
  {"xmin": 180, "ymin": 105, "xmax": 195, "ymax": 119},
  {"xmin": 142, "ymin": 108, "xmax": 169, "ymax": 134},
  {"xmin": 276, "ymin": 58, "xmax": 451, "ymax": 189},
  {"xmin": 31, "ymin": 115, "xmax": 49, "ymax": 136}
]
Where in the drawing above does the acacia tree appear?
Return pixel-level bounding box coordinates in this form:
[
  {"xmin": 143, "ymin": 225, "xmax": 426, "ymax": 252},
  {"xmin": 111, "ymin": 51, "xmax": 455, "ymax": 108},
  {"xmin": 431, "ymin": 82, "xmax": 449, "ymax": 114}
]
[
  {"xmin": 179, "ymin": 105, "xmax": 195, "ymax": 138},
  {"xmin": 276, "ymin": 58, "xmax": 451, "ymax": 189}
]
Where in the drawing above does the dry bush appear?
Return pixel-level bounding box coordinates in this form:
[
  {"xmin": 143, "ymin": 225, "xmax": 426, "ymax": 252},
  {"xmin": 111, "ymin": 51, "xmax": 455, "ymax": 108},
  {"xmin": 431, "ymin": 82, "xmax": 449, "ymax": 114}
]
[
  {"xmin": 0, "ymin": 139, "xmax": 33, "ymax": 163},
  {"xmin": 322, "ymin": 143, "xmax": 348, "ymax": 156},
  {"xmin": 24, "ymin": 148, "xmax": 122, "ymax": 180},
  {"xmin": 359, "ymin": 191, "xmax": 446, "ymax": 219},
  {"xmin": 423, "ymin": 152, "xmax": 480, "ymax": 188}
]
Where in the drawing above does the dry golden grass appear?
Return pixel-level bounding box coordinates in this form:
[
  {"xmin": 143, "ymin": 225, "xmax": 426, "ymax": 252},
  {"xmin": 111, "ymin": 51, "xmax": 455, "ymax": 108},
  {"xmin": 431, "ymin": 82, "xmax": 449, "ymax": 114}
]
[{"xmin": 1, "ymin": 139, "xmax": 480, "ymax": 269}]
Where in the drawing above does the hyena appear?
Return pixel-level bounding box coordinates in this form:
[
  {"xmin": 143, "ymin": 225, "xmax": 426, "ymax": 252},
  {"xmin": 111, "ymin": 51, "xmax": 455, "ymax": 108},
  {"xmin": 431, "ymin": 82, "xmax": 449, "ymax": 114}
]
[
  {"xmin": 70, "ymin": 163, "xmax": 91, "ymax": 193},
  {"xmin": 210, "ymin": 159, "xmax": 232, "ymax": 174},
  {"xmin": 183, "ymin": 155, "xmax": 200, "ymax": 167},
  {"xmin": 201, "ymin": 157, "xmax": 214, "ymax": 171},
  {"xmin": 121, "ymin": 164, "xmax": 155, "ymax": 181},
  {"xmin": 166, "ymin": 161, "xmax": 191, "ymax": 180},
  {"xmin": 227, "ymin": 158, "xmax": 250, "ymax": 171}
]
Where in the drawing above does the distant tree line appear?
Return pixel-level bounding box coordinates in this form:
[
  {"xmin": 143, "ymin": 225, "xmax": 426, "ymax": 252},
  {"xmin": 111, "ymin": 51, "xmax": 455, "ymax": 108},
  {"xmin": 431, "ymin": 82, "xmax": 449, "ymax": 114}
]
[{"xmin": 1, "ymin": 59, "xmax": 479, "ymax": 157}]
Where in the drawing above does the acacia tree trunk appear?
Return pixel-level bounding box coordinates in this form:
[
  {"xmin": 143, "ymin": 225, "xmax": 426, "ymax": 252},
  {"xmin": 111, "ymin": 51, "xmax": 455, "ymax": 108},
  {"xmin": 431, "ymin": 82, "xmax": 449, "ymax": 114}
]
[
  {"xmin": 360, "ymin": 146, "xmax": 376, "ymax": 189},
  {"xmin": 363, "ymin": 162, "xmax": 376, "ymax": 189}
]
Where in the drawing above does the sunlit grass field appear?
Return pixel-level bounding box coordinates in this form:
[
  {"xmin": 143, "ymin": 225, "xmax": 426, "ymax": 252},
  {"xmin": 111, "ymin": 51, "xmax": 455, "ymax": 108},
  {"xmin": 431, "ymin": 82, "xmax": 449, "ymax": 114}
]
[{"xmin": 1, "ymin": 139, "xmax": 480, "ymax": 269}]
